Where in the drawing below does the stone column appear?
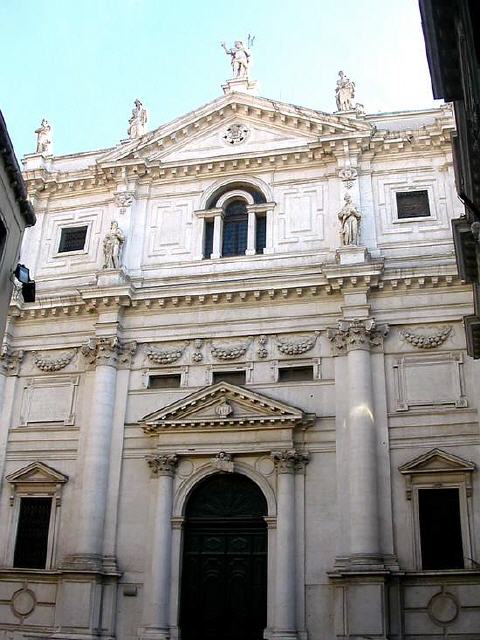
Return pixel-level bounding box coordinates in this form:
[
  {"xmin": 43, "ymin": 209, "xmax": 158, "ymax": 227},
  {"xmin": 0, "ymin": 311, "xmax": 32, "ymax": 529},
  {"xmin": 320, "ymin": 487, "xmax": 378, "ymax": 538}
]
[
  {"xmin": 271, "ymin": 449, "xmax": 309, "ymax": 640},
  {"xmin": 66, "ymin": 336, "xmax": 136, "ymax": 570},
  {"xmin": 328, "ymin": 319, "xmax": 387, "ymax": 568},
  {"xmin": 141, "ymin": 454, "xmax": 178, "ymax": 640},
  {"xmin": 0, "ymin": 345, "xmax": 24, "ymax": 489},
  {"xmin": 211, "ymin": 211, "xmax": 224, "ymax": 259},
  {"xmin": 246, "ymin": 206, "xmax": 257, "ymax": 255}
]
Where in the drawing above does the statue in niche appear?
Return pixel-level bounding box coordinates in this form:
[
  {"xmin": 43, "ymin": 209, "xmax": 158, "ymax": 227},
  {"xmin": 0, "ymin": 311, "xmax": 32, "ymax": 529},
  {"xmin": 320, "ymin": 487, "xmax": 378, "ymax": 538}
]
[
  {"xmin": 127, "ymin": 99, "xmax": 148, "ymax": 139},
  {"xmin": 221, "ymin": 36, "xmax": 254, "ymax": 79},
  {"xmin": 35, "ymin": 119, "xmax": 52, "ymax": 154},
  {"xmin": 102, "ymin": 221, "xmax": 125, "ymax": 269},
  {"xmin": 338, "ymin": 193, "xmax": 361, "ymax": 246},
  {"xmin": 335, "ymin": 71, "xmax": 355, "ymax": 111}
]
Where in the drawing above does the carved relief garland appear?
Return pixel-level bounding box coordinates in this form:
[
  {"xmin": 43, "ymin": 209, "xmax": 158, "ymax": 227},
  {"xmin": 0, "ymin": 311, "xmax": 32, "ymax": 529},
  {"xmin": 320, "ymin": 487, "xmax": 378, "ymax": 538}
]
[
  {"xmin": 147, "ymin": 345, "xmax": 185, "ymax": 365},
  {"xmin": 211, "ymin": 340, "xmax": 250, "ymax": 360},
  {"xmin": 276, "ymin": 332, "xmax": 319, "ymax": 356},
  {"xmin": 32, "ymin": 349, "xmax": 76, "ymax": 372},
  {"xmin": 401, "ymin": 326, "xmax": 451, "ymax": 349}
]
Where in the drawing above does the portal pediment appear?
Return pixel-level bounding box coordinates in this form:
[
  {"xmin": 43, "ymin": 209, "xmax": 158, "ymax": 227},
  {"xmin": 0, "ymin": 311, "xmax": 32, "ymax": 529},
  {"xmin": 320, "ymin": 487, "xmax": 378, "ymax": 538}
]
[
  {"xmin": 6, "ymin": 461, "xmax": 69, "ymax": 485},
  {"xmin": 140, "ymin": 382, "xmax": 313, "ymax": 432},
  {"xmin": 399, "ymin": 448, "xmax": 476, "ymax": 475},
  {"xmin": 98, "ymin": 93, "xmax": 373, "ymax": 166}
]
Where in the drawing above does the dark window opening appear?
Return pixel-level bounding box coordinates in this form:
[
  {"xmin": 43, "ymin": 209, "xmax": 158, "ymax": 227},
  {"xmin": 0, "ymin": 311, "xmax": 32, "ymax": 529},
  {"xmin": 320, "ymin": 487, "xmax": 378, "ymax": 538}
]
[
  {"xmin": 203, "ymin": 219, "xmax": 214, "ymax": 259},
  {"xmin": 222, "ymin": 200, "xmax": 248, "ymax": 257},
  {"xmin": 212, "ymin": 370, "xmax": 246, "ymax": 385},
  {"xmin": 0, "ymin": 217, "xmax": 6, "ymax": 263},
  {"xmin": 206, "ymin": 182, "xmax": 266, "ymax": 209},
  {"xmin": 418, "ymin": 488, "xmax": 464, "ymax": 570},
  {"xmin": 396, "ymin": 191, "xmax": 431, "ymax": 219},
  {"xmin": 148, "ymin": 374, "xmax": 182, "ymax": 389},
  {"xmin": 14, "ymin": 497, "xmax": 52, "ymax": 569},
  {"xmin": 256, "ymin": 215, "xmax": 266, "ymax": 254},
  {"xmin": 58, "ymin": 226, "xmax": 88, "ymax": 253},
  {"xmin": 278, "ymin": 366, "xmax": 314, "ymax": 382}
]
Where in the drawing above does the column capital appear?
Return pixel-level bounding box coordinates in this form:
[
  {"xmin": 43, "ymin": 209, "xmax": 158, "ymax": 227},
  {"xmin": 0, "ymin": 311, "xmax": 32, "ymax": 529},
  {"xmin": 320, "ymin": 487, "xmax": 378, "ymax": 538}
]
[
  {"xmin": 271, "ymin": 449, "xmax": 309, "ymax": 474},
  {"xmin": 81, "ymin": 336, "xmax": 137, "ymax": 368},
  {"xmin": 327, "ymin": 318, "xmax": 389, "ymax": 355},
  {"xmin": 0, "ymin": 343, "xmax": 24, "ymax": 375},
  {"xmin": 146, "ymin": 454, "xmax": 179, "ymax": 477}
]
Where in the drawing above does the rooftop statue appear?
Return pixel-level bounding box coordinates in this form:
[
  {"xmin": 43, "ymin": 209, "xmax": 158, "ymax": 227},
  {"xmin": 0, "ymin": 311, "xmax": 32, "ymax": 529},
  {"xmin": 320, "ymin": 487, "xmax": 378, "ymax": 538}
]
[
  {"xmin": 128, "ymin": 99, "xmax": 148, "ymax": 139},
  {"xmin": 335, "ymin": 71, "xmax": 355, "ymax": 111},
  {"xmin": 35, "ymin": 118, "xmax": 52, "ymax": 154},
  {"xmin": 221, "ymin": 35, "xmax": 254, "ymax": 79},
  {"xmin": 338, "ymin": 193, "xmax": 361, "ymax": 246}
]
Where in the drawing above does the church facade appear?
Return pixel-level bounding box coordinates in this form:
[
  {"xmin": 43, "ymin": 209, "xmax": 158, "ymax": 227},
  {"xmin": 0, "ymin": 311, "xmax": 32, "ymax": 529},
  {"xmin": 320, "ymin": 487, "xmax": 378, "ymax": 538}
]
[{"xmin": 0, "ymin": 65, "xmax": 479, "ymax": 640}]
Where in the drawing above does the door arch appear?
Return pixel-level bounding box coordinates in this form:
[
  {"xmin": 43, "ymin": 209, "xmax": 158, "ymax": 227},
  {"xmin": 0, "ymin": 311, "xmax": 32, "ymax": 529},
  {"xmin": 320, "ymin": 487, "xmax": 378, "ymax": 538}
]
[{"xmin": 180, "ymin": 473, "xmax": 268, "ymax": 640}]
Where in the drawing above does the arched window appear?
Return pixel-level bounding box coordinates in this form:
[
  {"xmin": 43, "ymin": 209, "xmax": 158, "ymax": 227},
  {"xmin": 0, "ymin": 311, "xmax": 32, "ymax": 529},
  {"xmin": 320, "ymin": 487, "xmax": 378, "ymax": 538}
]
[{"xmin": 222, "ymin": 199, "xmax": 248, "ymax": 256}]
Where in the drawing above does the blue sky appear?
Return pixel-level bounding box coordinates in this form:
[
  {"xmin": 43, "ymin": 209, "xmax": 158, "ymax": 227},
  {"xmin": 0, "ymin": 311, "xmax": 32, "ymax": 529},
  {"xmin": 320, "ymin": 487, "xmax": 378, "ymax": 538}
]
[{"xmin": 1, "ymin": 0, "xmax": 439, "ymax": 159}]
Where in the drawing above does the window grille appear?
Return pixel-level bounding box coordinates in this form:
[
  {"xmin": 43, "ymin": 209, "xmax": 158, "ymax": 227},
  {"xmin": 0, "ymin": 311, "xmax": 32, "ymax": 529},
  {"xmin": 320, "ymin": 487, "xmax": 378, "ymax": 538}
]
[{"xmin": 222, "ymin": 200, "xmax": 248, "ymax": 257}]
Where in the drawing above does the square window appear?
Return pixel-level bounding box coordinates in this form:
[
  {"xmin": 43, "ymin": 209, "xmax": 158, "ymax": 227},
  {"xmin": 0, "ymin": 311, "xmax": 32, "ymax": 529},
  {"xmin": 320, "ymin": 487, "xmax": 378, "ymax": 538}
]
[
  {"xmin": 13, "ymin": 497, "xmax": 53, "ymax": 569},
  {"xmin": 148, "ymin": 374, "xmax": 182, "ymax": 389},
  {"xmin": 396, "ymin": 191, "xmax": 431, "ymax": 219},
  {"xmin": 212, "ymin": 370, "xmax": 246, "ymax": 385},
  {"xmin": 58, "ymin": 225, "xmax": 88, "ymax": 253},
  {"xmin": 278, "ymin": 366, "xmax": 314, "ymax": 382}
]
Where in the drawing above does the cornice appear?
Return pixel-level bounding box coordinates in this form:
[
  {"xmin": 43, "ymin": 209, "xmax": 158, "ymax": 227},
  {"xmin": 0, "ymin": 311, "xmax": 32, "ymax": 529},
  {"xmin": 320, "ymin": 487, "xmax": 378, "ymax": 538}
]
[{"xmin": 7, "ymin": 263, "xmax": 463, "ymax": 320}]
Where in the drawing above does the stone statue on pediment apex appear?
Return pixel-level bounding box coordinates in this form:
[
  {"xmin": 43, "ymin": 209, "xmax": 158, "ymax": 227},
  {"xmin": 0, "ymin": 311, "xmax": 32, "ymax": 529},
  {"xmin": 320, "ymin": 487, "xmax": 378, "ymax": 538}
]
[
  {"xmin": 338, "ymin": 193, "xmax": 361, "ymax": 246},
  {"xmin": 335, "ymin": 70, "xmax": 355, "ymax": 111},
  {"xmin": 221, "ymin": 37, "xmax": 253, "ymax": 79},
  {"xmin": 102, "ymin": 221, "xmax": 125, "ymax": 269},
  {"xmin": 127, "ymin": 99, "xmax": 148, "ymax": 139},
  {"xmin": 35, "ymin": 118, "xmax": 52, "ymax": 154}
]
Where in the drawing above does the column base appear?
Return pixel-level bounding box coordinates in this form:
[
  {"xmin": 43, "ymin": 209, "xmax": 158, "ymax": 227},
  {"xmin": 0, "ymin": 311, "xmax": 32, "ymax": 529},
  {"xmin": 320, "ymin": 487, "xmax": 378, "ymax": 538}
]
[{"xmin": 268, "ymin": 632, "xmax": 299, "ymax": 640}]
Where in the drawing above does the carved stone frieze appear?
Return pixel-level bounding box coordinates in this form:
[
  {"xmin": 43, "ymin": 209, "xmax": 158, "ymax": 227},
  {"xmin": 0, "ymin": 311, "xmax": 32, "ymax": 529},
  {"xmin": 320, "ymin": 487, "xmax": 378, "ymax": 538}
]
[
  {"xmin": 257, "ymin": 334, "xmax": 268, "ymax": 359},
  {"xmin": 327, "ymin": 319, "xmax": 388, "ymax": 355},
  {"xmin": 271, "ymin": 449, "xmax": 309, "ymax": 473},
  {"xmin": 338, "ymin": 167, "xmax": 358, "ymax": 189},
  {"xmin": 81, "ymin": 337, "xmax": 137, "ymax": 368},
  {"xmin": 276, "ymin": 331, "xmax": 318, "ymax": 356},
  {"xmin": 147, "ymin": 345, "xmax": 185, "ymax": 365},
  {"xmin": 32, "ymin": 349, "xmax": 76, "ymax": 372},
  {"xmin": 0, "ymin": 343, "xmax": 24, "ymax": 375},
  {"xmin": 114, "ymin": 190, "xmax": 136, "ymax": 213},
  {"xmin": 401, "ymin": 326, "xmax": 452, "ymax": 349},
  {"xmin": 211, "ymin": 339, "xmax": 250, "ymax": 360},
  {"xmin": 215, "ymin": 399, "xmax": 233, "ymax": 418},
  {"xmin": 192, "ymin": 338, "xmax": 204, "ymax": 362},
  {"xmin": 212, "ymin": 451, "xmax": 234, "ymax": 473},
  {"xmin": 145, "ymin": 453, "xmax": 178, "ymax": 477}
]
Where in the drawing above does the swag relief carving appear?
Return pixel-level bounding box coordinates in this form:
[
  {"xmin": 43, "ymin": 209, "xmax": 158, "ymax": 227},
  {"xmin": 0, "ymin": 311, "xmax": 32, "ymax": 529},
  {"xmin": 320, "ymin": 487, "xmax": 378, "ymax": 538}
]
[
  {"xmin": 147, "ymin": 344, "xmax": 185, "ymax": 365},
  {"xmin": 32, "ymin": 349, "xmax": 76, "ymax": 372},
  {"xmin": 276, "ymin": 332, "xmax": 319, "ymax": 356},
  {"xmin": 401, "ymin": 326, "xmax": 452, "ymax": 349},
  {"xmin": 211, "ymin": 339, "xmax": 250, "ymax": 360}
]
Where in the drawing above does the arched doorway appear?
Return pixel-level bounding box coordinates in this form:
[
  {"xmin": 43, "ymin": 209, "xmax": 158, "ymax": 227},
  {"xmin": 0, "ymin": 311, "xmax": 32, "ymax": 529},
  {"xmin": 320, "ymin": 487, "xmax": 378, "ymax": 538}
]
[{"xmin": 180, "ymin": 473, "xmax": 268, "ymax": 640}]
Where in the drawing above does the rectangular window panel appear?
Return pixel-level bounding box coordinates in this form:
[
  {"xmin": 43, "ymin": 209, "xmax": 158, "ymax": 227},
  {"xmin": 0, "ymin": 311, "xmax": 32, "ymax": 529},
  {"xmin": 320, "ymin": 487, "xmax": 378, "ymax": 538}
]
[
  {"xmin": 204, "ymin": 220, "xmax": 214, "ymax": 259},
  {"xmin": 256, "ymin": 215, "xmax": 266, "ymax": 254},
  {"xmin": 278, "ymin": 366, "xmax": 314, "ymax": 382},
  {"xmin": 396, "ymin": 191, "xmax": 431, "ymax": 219},
  {"xmin": 418, "ymin": 488, "xmax": 464, "ymax": 570},
  {"xmin": 223, "ymin": 220, "xmax": 248, "ymax": 257},
  {"xmin": 14, "ymin": 497, "xmax": 52, "ymax": 569},
  {"xmin": 212, "ymin": 370, "xmax": 246, "ymax": 385},
  {"xmin": 58, "ymin": 225, "xmax": 88, "ymax": 253},
  {"xmin": 149, "ymin": 374, "xmax": 181, "ymax": 389}
]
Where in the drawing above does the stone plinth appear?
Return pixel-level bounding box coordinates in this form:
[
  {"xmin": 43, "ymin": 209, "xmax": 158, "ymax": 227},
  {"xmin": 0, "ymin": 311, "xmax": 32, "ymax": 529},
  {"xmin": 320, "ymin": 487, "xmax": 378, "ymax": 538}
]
[
  {"xmin": 96, "ymin": 268, "xmax": 130, "ymax": 287},
  {"xmin": 336, "ymin": 245, "xmax": 369, "ymax": 265},
  {"xmin": 222, "ymin": 77, "xmax": 258, "ymax": 95}
]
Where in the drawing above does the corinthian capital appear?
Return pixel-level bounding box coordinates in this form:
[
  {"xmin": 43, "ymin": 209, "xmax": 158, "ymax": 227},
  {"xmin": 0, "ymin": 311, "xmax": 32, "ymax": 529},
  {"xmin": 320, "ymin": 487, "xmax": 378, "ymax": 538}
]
[
  {"xmin": 327, "ymin": 319, "xmax": 388, "ymax": 355},
  {"xmin": 81, "ymin": 337, "xmax": 137, "ymax": 368},
  {"xmin": 0, "ymin": 343, "xmax": 24, "ymax": 375},
  {"xmin": 271, "ymin": 449, "xmax": 309, "ymax": 474},
  {"xmin": 146, "ymin": 454, "xmax": 179, "ymax": 477}
]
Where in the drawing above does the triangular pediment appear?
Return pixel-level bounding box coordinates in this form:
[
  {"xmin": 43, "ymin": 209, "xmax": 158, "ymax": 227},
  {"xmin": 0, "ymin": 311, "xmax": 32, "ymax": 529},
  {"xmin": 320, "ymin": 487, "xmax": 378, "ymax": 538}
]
[
  {"xmin": 399, "ymin": 449, "xmax": 476, "ymax": 475},
  {"xmin": 98, "ymin": 92, "xmax": 373, "ymax": 166},
  {"xmin": 140, "ymin": 382, "xmax": 314, "ymax": 432},
  {"xmin": 6, "ymin": 461, "xmax": 68, "ymax": 485}
]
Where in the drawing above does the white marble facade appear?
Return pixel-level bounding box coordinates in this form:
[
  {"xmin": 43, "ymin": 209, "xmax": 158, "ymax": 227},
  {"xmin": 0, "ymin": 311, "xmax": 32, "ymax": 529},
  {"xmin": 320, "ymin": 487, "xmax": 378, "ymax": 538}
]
[{"xmin": 0, "ymin": 86, "xmax": 479, "ymax": 640}]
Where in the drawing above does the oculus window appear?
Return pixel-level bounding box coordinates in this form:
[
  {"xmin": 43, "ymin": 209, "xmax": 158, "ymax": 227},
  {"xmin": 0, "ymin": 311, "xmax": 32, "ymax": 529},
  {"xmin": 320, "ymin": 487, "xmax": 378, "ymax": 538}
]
[{"xmin": 58, "ymin": 225, "xmax": 88, "ymax": 253}]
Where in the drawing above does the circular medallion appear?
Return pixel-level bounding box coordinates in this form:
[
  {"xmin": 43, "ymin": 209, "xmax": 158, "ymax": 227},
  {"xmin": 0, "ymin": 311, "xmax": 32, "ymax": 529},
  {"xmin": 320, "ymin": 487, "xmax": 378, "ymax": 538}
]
[
  {"xmin": 222, "ymin": 123, "xmax": 249, "ymax": 146},
  {"xmin": 11, "ymin": 587, "xmax": 36, "ymax": 618},
  {"xmin": 255, "ymin": 456, "xmax": 275, "ymax": 476},
  {"xmin": 177, "ymin": 459, "xmax": 194, "ymax": 478},
  {"xmin": 427, "ymin": 592, "xmax": 459, "ymax": 626}
]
